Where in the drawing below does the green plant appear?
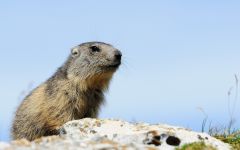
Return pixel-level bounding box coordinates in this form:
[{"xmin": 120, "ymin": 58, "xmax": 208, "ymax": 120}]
[
  {"xmin": 176, "ymin": 142, "xmax": 216, "ymax": 150},
  {"xmin": 196, "ymin": 75, "xmax": 240, "ymax": 149},
  {"xmin": 215, "ymin": 131, "xmax": 240, "ymax": 150}
]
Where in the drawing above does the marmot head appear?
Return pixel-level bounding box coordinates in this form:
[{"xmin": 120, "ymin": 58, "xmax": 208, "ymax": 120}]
[{"xmin": 65, "ymin": 42, "xmax": 122, "ymax": 90}]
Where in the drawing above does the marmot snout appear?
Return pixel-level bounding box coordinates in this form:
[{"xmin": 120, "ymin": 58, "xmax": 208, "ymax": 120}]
[{"xmin": 11, "ymin": 42, "xmax": 122, "ymax": 141}]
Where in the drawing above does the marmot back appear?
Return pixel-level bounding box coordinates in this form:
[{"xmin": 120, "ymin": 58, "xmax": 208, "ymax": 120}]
[{"xmin": 11, "ymin": 42, "xmax": 122, "ymax": 141}]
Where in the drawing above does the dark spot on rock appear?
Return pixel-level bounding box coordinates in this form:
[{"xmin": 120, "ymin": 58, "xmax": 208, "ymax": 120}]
[
  {"xmin": 198, "ymin": 134, "xmax": 204, "ymax": 140},
  {"xmin": 154, "ymin": 135, "xmax": 161, "ymax": 141},
  {"xmin": 96, "ymin": 122, "xmax": 101, "ymax": 127},
  {"xmin": 166, "ymin": 136, "xmax": 181, "ymax": 146},
  {"xmin": 144, "ymin": 131, "xmax": 162, "ymax": 146},
  {"xmin": 59, "ymin": 128, "xmax": 67, "ymax": 135},
  {"xmin": 104, "ymin": 135, "xmax": 108, "ymax": 138},
  {"xmin": 90, "ymin": 130, "xmax": 97, "ymax": 134},
  {"xmin": 147, "ymin": 139, "xmax": 161, "ymax": 146},
  {"xmin": 113, "ymin": 134, "xmax": 118, "ymax": 138}
]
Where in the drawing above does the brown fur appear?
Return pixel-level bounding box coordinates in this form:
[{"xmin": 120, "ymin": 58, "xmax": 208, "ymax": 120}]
[{"xmin": 11, "ymin": 42, "xmax": 121, "ymax": 141}]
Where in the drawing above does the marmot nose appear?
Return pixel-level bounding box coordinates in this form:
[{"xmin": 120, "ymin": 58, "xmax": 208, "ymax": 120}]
[{"xmin": 114, "ymin": 50, "xmax": 122, "ymax": 61}]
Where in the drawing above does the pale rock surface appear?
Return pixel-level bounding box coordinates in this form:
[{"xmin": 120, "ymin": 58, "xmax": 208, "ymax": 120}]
[
  {"xmin": 0, "ymin": 118, "xmax": 231, "ymax": 150},
  {"xmin": 0, "ymin": 142, "xmax": 10, "ymax": 150}
]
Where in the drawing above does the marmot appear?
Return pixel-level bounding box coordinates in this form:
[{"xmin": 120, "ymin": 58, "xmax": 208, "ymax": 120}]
[{"xmin": 11, "ymin": 42, "xmax": 122, "ymax": 141}]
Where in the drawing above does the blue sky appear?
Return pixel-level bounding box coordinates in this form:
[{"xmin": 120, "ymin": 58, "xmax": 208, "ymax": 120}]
[{"xmin": 1, "ymin": 0, "xmax": 240, "ymax": 141}]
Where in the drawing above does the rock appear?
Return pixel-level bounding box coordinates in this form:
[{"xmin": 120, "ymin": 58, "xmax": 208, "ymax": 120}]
[
  {"xmin": 61, "ymin": 118, "xmax": 230, "ymax": 150},
  {"xmin": 0, "ymin": 142, "xmax": 10, "ymax": 150},
  {"xmin": 1, "ymin": 118, "xmax": 231, "ymax": 150}
]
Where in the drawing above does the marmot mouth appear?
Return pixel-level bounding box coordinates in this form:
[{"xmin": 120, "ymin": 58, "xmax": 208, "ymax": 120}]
[{"xmin": 106, "ymin": 62, "xmax": 121, "ymax": 69}]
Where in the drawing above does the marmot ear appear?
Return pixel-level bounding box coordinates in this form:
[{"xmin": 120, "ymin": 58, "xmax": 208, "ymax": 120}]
[{"xmin": 71, "ymin": 47, "xmax": 80, "ymax": 57}]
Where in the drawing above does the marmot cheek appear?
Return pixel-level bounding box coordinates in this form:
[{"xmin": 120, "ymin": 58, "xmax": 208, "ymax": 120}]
[{"xmin": 84, "ymin": 58, "xmax": 91, "ymax": 65}]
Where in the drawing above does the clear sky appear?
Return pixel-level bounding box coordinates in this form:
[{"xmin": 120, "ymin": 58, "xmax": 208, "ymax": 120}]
[{"xmin": 0, "ymin": 0, "xmax": 240, "ymax": 141}]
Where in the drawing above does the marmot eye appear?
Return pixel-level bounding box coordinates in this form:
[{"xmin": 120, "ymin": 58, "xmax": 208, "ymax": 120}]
[{"xmin": 90, "ymin": 46, "xmax": 101, "ymax": 53}]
